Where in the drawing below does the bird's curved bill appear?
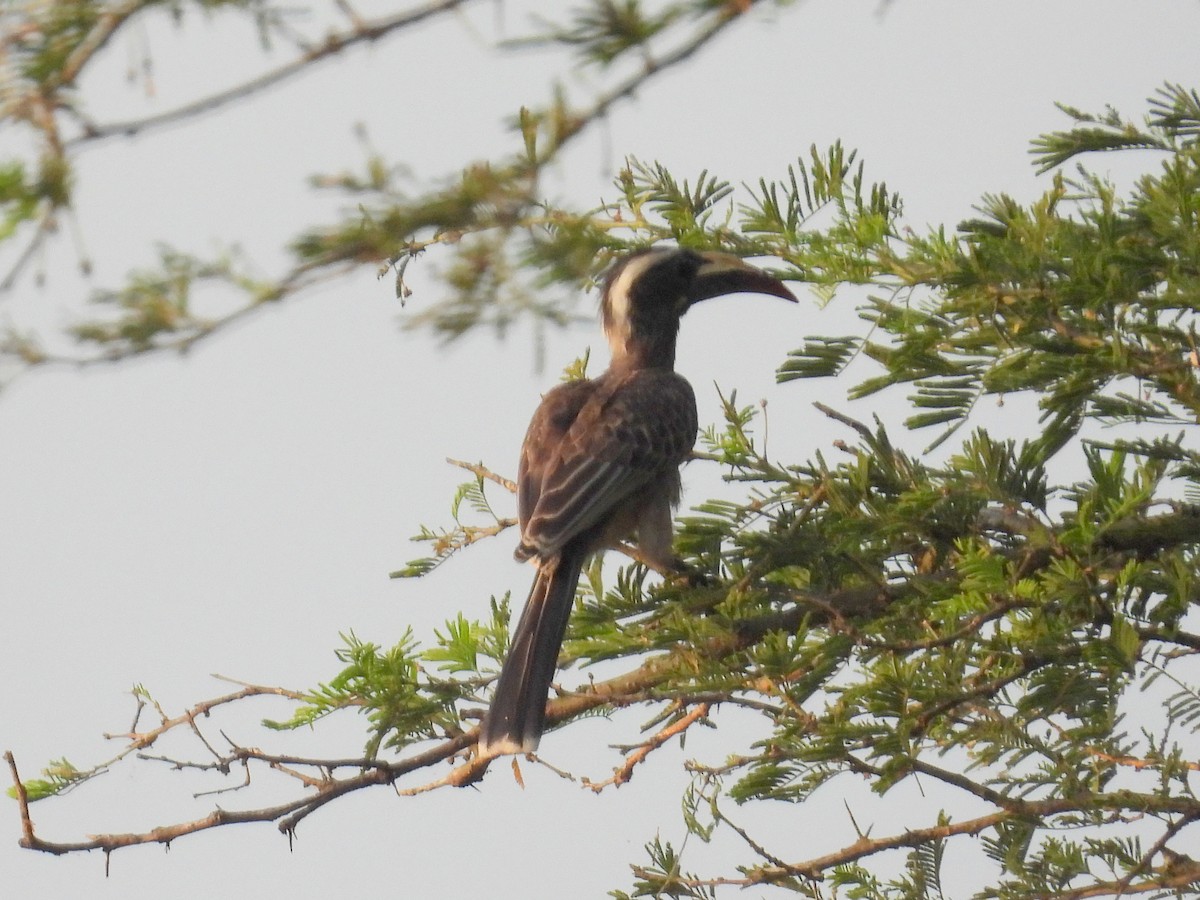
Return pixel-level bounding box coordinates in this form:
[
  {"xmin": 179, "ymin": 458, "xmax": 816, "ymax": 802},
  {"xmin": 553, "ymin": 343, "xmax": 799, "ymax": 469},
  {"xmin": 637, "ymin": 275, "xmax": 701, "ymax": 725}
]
[{"xmin": 688, "ymin": 252, "xmax": 798, "ymax": 305}]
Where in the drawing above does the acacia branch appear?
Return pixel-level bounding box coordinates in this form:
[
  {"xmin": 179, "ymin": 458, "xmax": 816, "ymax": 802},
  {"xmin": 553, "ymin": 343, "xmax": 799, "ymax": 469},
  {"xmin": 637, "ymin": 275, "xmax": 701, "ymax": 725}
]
[
  {"xmin": 1098, "ymin": 505, "xmax": 1200, "ymax": 554},
  {"xmin": 649, "ymin": 807, "xmax": 1200, "ymax": 895},
  {"xmin": 49, "ymin": 0, "xmax": 148, "ymax": 92},
  {"xmin": 446, "ymin": 457, "xmax": 517, "ymax": 493},
  {"xmin": 64, "ymin": 0, "xmax": 479, "ymax": 146},
  {"xmin": 581, "ymin": 701, "xmax": 711, "ymax": 793},
  {"xmin": 3, "ymin": 258, "xmax": 358, "ymax": 382},
  {"xmin": 550, "ymin": 4, "xmax": 748, "ymax": 152},
  {"xmin": 1111, "ymin": 814, "xmax": 1200, "ymax": 898},
  {"xmin": 7, "ymin": 728, "xmax": 481, "ymax": 855},
  {"xmin": 747, "ymin": 792, "xmax": 1200, "ymax": 885},
  {"xmin": 10, "ymin": 562, "xmax": 1200, "ymax": 859},
  {"xmin": 1045, "ymin": 860, "xmax": 1200, "ymax": 900},
  {"xmin": 736, "ymin": 809, "xmax": 1016, "ymax": 884},
  {"xmin": 11, "ymin": 467, "xmax": 1199, "ymax": 859},
  {"xmin": 2, "ymin": 595, "xmax": 798, "ymax": 859}
]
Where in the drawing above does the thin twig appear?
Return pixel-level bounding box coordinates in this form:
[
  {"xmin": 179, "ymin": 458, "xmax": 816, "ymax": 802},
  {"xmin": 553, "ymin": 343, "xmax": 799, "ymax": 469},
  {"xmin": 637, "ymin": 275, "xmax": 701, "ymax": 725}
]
[
  {"xmin": 64, "ymin": 1, "xmax": 477, "ymax": 147},
  {"xmin": 813, "ymin": 400, "xmax": 873, "ymax": 442},
  {"xmin": 582, "ymin": 702, "xmax": 710, "ymax": 793},
  {"xmin": 446, "ymin": 457, "xmax": 517, "ymax": 493}
]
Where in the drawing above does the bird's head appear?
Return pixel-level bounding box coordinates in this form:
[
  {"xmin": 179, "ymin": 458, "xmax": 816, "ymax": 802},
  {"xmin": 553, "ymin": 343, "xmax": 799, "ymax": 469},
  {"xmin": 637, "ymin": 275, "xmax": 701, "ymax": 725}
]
[{"xmin": 600, "ymin": 247, "xmax": 797, "ymax": 367}]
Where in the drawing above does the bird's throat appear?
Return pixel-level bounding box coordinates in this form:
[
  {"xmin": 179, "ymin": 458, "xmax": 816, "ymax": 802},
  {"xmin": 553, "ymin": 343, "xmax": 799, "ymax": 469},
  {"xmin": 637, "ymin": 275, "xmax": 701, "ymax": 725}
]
[
  {"xmin": 608, "ymin": 316, "xmax": 681, "ymax": 371},
  {"xmin": 610, "ymin": 333, "xmax": 677, "ymax": 371}
]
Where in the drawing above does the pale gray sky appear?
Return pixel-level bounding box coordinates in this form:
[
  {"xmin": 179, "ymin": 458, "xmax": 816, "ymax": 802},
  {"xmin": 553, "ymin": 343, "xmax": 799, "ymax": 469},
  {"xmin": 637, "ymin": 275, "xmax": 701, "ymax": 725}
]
[{"xmin": 3, "ymin": 1, "xmax": 1199, "ymax": 896}]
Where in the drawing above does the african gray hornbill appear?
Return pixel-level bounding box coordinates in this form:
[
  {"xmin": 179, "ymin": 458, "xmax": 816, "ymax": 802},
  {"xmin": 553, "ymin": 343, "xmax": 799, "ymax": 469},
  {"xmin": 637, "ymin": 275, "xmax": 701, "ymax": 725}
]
[{"xmin": 478, "ymin": 247, "xmax": 796, "ymax": 756}]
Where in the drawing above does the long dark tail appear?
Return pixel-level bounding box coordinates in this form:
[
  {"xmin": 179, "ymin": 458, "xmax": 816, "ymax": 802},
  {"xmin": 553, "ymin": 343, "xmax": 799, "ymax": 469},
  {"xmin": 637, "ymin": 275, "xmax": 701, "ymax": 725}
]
[{"xmin": 479, "ymin": 544, "xmax": 587, "ymax": 755}]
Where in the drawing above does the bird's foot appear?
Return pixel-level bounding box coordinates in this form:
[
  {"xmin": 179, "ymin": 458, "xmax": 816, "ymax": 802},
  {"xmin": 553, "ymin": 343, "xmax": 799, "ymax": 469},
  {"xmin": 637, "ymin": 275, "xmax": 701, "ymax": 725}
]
[{"xmin": 665, "ymin": 557, "xmax": 715, "ymax": 588}]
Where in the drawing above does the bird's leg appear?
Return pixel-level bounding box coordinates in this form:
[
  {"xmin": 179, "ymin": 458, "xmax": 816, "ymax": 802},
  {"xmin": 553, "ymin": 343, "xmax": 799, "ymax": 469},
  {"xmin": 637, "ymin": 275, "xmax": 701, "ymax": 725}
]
[
  {"xmin": 624, "ymin": 493, "xmax": 715, "ymax": 585},
  {"xmin": 616, "ymin": 541, "xmax": 714, "ymax": 586}
]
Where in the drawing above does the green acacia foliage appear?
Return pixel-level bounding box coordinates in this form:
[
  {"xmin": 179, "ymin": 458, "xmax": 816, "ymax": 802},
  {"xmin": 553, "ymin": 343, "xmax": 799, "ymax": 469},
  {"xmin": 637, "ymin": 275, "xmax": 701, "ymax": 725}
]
[
  {"xmin": 363, "ymin": 87, "xmax": 1200, "ymax": 896},
  {"xmin": 7, "ymin": 5, "xmax": 1199, "ymax": 890}
]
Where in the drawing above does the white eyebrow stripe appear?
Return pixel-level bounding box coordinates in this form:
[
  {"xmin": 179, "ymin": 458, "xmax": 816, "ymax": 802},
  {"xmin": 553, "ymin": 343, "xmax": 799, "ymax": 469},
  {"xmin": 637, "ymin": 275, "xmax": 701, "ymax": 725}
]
[{"xmin": 605, "ymin": 250, "xmax": 667, "ymax": 339}]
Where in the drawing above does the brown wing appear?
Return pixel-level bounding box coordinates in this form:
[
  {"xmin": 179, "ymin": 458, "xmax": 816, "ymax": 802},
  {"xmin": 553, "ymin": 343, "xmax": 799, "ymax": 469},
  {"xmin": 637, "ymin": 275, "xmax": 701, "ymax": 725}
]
[
  {"xmin": 517, "ymin": 379, "xmax": 595, "ymax": 539},
  {"xmin": 516, "ymin": 368, "xmax": 698, "ymax": 561}
]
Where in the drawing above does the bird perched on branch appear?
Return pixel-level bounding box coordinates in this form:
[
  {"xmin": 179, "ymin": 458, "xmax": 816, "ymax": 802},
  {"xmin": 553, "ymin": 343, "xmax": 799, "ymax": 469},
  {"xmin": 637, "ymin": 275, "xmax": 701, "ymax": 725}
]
[{"xmin": 478, "ymin": 247, "xmax": 796, "ymax": 756}]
